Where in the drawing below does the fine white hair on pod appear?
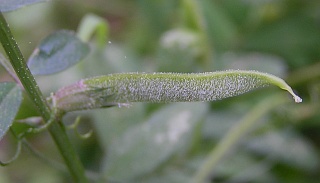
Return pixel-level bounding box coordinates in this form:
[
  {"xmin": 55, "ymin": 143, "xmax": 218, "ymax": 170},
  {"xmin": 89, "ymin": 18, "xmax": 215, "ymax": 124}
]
[{"xmin": 52, "ymin": 70, "xmax": 302, "ymax": 112}]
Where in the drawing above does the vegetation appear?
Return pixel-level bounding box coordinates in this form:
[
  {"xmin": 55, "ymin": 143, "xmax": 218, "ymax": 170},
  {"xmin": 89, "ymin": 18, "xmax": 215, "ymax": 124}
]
[{"xmin": 0, "ymin": 0, "xmax": 319, "ymax": 183}]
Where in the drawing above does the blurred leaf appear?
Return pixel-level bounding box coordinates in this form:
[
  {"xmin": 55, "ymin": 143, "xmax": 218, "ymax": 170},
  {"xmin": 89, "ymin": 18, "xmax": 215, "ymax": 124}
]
[
  {"xmin": 218, "ymin": 52, "xmax": 287, "ymax": 77},
  {"xmin": 244, "ymin": 16, "xmax": 320, "ymax": 67},
  {"xmin": 0, "ymin": 168, "xmax": 10, "ymax": 182},
  {"xmin": 103, "ymin": 103, "xmax": 208, "ymax": 181},
  {"xmin": 181, "ymin": 0, "xmax": 204, "ymax": 31},
  {"xmin": 0, "ymin": 0, "xmax": 48, "ymax": 12},
  {"xmin": 0, "ymin": 82, "xmax": 22, "ymax": 141},
  {"xmin": 87, "ymin": 43, "xmax": 143, "ymax": 74},
  {"xmin": 137, "ymin": 0, "xmax": 176, "ymax": 36},
  {"xmin": 194, "ymin": 94, "xmax": 289, "ymax": 183},
  {"xmin": 214, "ymin": 151, "xmax": 277, "ymax": 183},
  {"xmin": 129, "ymin": 0, "xmax": 177, "ymax": 54},
  {"xmin": 246, "ymin": 129, "xmax": 319, "ymax": 171},
  {"xmin": 0, "ymin": 53, "xmax": 18, "ymax": 81},
  {"xmin": 202, "ymin": 106, "xmax": 249, "ymax": 140},
  {"xmin": 28, "ymin": 30, "xmax": 90, "ymax": 75},
  {"xmin": 156, "ymin": 46, "xmax": 198, "ymax": 72},
  {"xmin": 157, "ymin": 28, "xmax": 202, "ymax": 72},
  {"xmin": 76, "ymin": 13, "xmax": 109, "ymax": 47},
  {"xmin": 93, "ymin": 103, "xmax": 146, "ymax": 148},
  {"xmin": 217, "ymin": 0, "xmax": 250, "ymax": 27},
  {"xmin": 160, "ymin": 29, "xmax": 201, "ymax": 56},
  {"xmin": 200, "ymin": 0, "xmax": 237, "ymax": 51},
  {"xmin": 136, "ymin": 167, "xmax": 194, "ymax": 183}
]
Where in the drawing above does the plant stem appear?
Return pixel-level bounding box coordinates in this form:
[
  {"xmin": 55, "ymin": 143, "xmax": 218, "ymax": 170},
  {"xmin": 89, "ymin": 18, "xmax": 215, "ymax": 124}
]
[
  {"xmin": 0, "ymin": 12, "xmax": 88, "ymax": 183},
  {"xmin": 192, "ymin": 94, "xmax": 289, "ymax": 183}
]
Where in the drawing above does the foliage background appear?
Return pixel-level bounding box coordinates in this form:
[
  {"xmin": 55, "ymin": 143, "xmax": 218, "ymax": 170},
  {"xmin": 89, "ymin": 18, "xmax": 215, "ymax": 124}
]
[{"xmin": 1, "ymin": 0, "xmax": 320, "ymax": 182}]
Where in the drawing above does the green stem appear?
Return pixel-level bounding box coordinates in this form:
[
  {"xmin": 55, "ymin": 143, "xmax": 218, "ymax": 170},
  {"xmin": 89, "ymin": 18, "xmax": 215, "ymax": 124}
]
[
  {"xmin": 0, "ymin": 12, "xmax": 88, "ymax": 183},
  {"xmin": 192, "ymin": 94, "xmax": 289, "ymax": 183}
]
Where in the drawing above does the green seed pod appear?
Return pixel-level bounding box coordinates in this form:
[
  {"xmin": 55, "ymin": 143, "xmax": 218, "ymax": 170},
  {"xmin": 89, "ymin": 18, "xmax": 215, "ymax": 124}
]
[{"xmin": 51, "ymin": 70, "xmax": 302, "ymax": 112}]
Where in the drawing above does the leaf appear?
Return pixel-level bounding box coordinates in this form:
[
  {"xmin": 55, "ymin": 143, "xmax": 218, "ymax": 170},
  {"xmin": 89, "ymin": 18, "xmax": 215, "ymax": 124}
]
[
  {"xmin": 219, "ymin": 52, "xmax": 287, "ymax": 77},
  {"xmin": 103, "ymin": 103, "xmax": 208, "ymax": 181},
  {"xmin": 202, "ymin": 107, "xmax": 247, "ymax": 140},
  {"xmin": 245, "ymin": 129, "xmax": 319, "ymax": 171},
  {"xmin": 135, "ymin": 166, "xmax": 195, "ymax": 183},
  {"xmin": 0, "ymin": 0, "xmax": 48, "ymax": 12},
  {"xmin": 213, "ymin": 150, "xmax": 276, "ymax": 183},
  {"xmin": 244, "ymin": 16, "xmax": 320, "ymax": 67},
  {"xmin": 76, "ymin": 13, "xmax": 109, "ymax": 47},
  {"xmin": 52, "ymin": 70, "xmax": 302, "ymax": 112},
  {"xmin": 201, "ymin": 0, "xmax": 237, "ymax": 50},
  {"xmin": 0, "ymin": 82, "xmax": 22, "ymax": 141},
  {"xmin": 93, "ymin": 103, "xmax": 146, "ymax": 148},
  {"xmin": 28, "ymin": 30, "xmax": 90, "ymax": 75},
  {"xmin": 0, "ymin": 53, "xmax": 18, "ymax": 81},
  {"xmin": 157, "ymin": 28, "xmax": 207, "ymax": 73}
]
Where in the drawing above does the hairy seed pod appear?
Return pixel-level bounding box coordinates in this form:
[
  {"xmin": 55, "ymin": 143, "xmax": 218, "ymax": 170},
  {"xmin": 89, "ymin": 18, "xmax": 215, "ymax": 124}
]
[{"xmin": 51, "ymin": 70, "xmax": 302, "ymax": 112}]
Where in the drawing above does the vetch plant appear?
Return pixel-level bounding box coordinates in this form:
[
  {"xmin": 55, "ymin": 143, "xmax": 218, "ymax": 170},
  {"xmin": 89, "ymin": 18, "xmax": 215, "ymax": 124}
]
[{"xmin": 0, "ymin": 1, "xmax": 309, "ymax": 183}]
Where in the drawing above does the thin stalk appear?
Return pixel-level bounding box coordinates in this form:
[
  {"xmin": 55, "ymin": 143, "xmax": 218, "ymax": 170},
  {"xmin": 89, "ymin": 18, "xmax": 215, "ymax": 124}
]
[
  {"xmin": 192, "ymin": 94, "xmax": 289, "ymax": 183},
  {"xmin": 0, "ymin": 12, "xmax": 88, "ymax": 183}
]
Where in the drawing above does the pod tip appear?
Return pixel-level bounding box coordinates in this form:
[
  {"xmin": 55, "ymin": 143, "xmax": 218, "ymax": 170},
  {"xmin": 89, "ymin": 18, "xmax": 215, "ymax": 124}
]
[{"xmin": 293, "ymin": 94, "xmax": 302, "ymax": 103}]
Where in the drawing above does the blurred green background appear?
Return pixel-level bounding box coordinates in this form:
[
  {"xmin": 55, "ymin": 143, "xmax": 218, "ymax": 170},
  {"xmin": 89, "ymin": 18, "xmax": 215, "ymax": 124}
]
[{"xmin": 1, "ymin": 0, "xmax": 320, "ymax": 182}]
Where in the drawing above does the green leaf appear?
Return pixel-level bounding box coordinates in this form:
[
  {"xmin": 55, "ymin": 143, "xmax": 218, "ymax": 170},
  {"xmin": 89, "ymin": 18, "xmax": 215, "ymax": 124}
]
[
  {"xmin": 76, "ymin": 13, "xmax": 109, "ymax": 47},
  {"xmin": 0, "ymin": 82, "xmax": 22, "ymax": 141},
  {"xmin": 28, "ymin": 30, "xmax": 90, "ymax": 75},
  {"xmin": 52, "ymin": 70, "xmax": 302, "ymax": 112},
  {"xmin": 135, "ymin": 166, "xmax": 194, "ymax": 183},
  {"xmin": 181, "ymin": 0, "xmax": 203, "ymax": 31},
  {"xmin": 244, "ymin": 16, "xmax": 320, "ymax": 68},
  {"xmin": 103, "ymin": 103, "xmax": 208, "ymax": 181},
  {"xmin": 0, "ymin": 0, "xmax": 48, "ymax": 12},
  {"xmin": 0, "ymin": 53, "xmax": 18, "ymax": 81},
  {"xmin": 201, "ymin": 0, "xmax": 237, "ymax": 50},
  {"xmin": 246, "ymin": 129, "xmax": 319, "ymax": 171},
  {"xmin": 93, "ymin": 103, "xmax": 146, "ymax": 148}
]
